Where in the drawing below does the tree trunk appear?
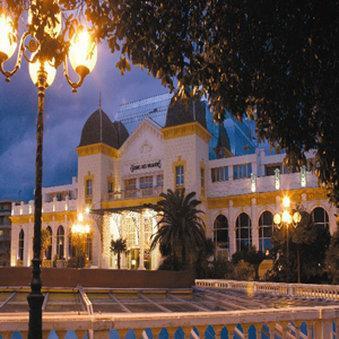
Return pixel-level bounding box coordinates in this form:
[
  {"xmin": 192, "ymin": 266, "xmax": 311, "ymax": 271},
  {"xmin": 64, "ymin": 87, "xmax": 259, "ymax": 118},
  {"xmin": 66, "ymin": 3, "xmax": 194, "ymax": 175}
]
[{"xmin": 117, "ymin": 252, "xmax": 121, "ymax": 269}]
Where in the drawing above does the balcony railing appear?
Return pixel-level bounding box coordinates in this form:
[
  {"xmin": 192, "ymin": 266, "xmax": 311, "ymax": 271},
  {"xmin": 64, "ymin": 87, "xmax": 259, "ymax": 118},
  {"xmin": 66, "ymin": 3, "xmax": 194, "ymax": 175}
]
[
  {"xmin": 0, "ymin": 305, "xmax": 337, "ymax": 338},
  {"xmin": 195, "ymin": 279, "xmax": 339, "ymax": 301},
  {"xmin": 109, "ymin": 186, "xmax": 163, "ymax": 201},
  {"xmin": 12, "ymin": 198, "xmax": 77, "ymax": 216}
]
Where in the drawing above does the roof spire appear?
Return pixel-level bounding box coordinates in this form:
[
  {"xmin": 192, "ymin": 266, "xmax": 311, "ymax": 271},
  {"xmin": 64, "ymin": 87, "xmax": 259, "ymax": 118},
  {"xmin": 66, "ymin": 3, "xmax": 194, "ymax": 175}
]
[
  {"xmin": 99, "ymin": 91, "xmax": 102, "ymax": 111},
  {"xmin": 99, "ymin": 91, "xmax": 103, "ymax": 142}
]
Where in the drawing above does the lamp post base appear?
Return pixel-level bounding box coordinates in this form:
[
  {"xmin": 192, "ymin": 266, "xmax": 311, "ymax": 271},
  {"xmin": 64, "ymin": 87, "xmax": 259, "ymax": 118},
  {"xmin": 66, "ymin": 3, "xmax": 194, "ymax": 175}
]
[{"xmin": 27, "ymin": 293, "xmax": 44, "ymax": 339}]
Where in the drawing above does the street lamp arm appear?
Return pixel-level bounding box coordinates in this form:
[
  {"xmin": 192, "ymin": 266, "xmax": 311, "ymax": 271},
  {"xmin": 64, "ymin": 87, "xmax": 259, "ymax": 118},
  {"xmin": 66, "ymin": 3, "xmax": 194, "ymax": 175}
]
[
  {"xmin": 63, "ymin": 55, "xmax": 89, "ymax": 93},
  {"xmin": 0, "ymin": 31, "xmax": 29, "ymax": 81}
]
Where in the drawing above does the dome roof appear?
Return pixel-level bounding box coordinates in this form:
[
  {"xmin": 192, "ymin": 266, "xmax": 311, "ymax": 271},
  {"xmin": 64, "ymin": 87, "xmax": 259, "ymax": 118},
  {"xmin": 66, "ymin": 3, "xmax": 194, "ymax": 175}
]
[
  {"xmin": 165, "ymin": 97, "xmax": 207, "ymax": 128},
  {"xmin": 79, "ymin": 109, "xmax": 129, "ymax": 149}
]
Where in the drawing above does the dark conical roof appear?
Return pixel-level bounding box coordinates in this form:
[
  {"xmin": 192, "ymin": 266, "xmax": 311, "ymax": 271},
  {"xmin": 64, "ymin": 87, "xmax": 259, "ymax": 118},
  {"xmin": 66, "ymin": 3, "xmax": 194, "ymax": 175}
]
[
  {"xmin": 79, "ymin": 109, "xmax": 129, "ymax": 149},
  {"xmin": 215, "ymin": 123, "xmax": 232, "ymax": 158},
  {"xmin": 217, "ymin": 123, "xmax": 231, "ymax": 150},
  {"xmin": 165, "ymin": 97, "xmax": 207, "ymax": 128}
]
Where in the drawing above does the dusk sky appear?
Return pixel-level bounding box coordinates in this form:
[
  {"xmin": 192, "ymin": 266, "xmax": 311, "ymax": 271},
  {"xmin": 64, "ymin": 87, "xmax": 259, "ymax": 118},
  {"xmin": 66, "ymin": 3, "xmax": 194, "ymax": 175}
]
[{"xmin": 0, "ymin": 44, "xmax": 166, "ymax": 201}]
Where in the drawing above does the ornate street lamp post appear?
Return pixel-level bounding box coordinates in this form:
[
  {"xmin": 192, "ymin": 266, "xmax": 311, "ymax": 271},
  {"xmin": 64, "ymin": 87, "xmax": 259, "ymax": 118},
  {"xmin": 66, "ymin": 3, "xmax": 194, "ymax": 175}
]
[
  {"xmin": 0, "ymin": 4, "xmax": 97, "ymax": 338},
  {"xmin": 71, "ymin": 212, "xmax": 91, "ymax": 266},
  {"xmin": 273, "ymin": 196, "xmax": 302, "ymax": 283}
]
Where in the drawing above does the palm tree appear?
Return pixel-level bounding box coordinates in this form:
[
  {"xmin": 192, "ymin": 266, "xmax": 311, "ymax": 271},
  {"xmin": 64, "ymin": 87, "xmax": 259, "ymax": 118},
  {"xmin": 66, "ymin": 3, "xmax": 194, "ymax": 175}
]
[
  {"xmin": 150, "ymin": 189, "xmax": 207, "ymax": 269},
  {"xmin": 110, "ymin": 238, "xmax": 127, "ymax": 269}
]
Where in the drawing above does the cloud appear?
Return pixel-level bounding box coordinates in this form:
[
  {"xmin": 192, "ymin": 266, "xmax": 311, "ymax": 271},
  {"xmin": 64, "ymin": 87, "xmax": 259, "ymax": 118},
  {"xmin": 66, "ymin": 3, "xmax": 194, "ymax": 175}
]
[{"xmin": 0, "ymin": 43, "xmax": 167, "ymax": 200}]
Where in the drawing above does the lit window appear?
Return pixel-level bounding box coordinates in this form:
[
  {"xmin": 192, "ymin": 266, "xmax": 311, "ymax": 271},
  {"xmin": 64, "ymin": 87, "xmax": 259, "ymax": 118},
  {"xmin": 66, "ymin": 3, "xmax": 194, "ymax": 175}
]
[
  {"xmin": 265, "ymin": 164, "xmax": 282, "ymax": 176},
  {"xmin": 85, "ymin": 179, "xmax": 93, "ymax": 196},
  {"xmin": 140, "ymin": 176, "xmax": 153, "ymax": 189},
  {"xmin": 259, "ymin": 211, "xmax": 273, "ymax": 252},
  {"xmin": 311, "ymin": 207, "xmax": 329, "ymax": 229},
  {"xmin": 124, "ymin": 179, "xmax": 137, "ymax": 198},
  {"xmin": 233, "ymin": 163, "xmax": 252, "ymax": 179},
  {"xmin": 211, "ymin": 166, "xmax": 229, "ymax": 182},
  {"xmin": 108, "ymin": 178, "xmax": 114, "ymax": 193},
  {"xmin": 156, "ymin": 174, "xmax": 163, "ymax": 187},
  {"xmin": 214, "ymin": 215, "xmax": 229, "ymax": 250},
  {"xmin": 236, "ymin": 213, "xmax": 252, "ymax": 251},
  {"xmin": 56, "ymin": 225, "xmax": 65, "ymax": 259},
  {"xmin": 175, "ymin": 165, "xmax": 184, "ymax": 186}
]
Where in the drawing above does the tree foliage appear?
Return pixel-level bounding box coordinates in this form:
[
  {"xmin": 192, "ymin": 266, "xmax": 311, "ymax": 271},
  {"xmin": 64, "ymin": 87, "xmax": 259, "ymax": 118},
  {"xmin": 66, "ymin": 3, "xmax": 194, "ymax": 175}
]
[
  {"xmin": 325, "ymin": 229, "xmax": 339, "ymax": 284},
  {"xmin": 110, "ymin": 237, "xmax": 127, "ymax": 269},
  {"xmin": 3, "ymin": 0, "xmax": 338, "ymax": 204},
  {"xmin": 40, "ymin": 228, "xmax": 51, "ymax": 259},
  {"xmin": 269, "ymin": 212, "xmax": 331, "ymax": 283},
  {"xmin": 231, "ymin": 246, "xmax": 265, "ymax": 280},
  {"xmin": 149, "ymin": 189, "xmax": 207, "ymax": 270}
]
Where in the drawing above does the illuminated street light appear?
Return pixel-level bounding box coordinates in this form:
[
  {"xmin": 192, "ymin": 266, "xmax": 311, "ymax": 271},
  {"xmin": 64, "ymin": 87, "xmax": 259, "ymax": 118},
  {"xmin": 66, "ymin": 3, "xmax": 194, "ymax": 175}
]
[
  {"xmin": 273, "ymin": 196, "xmax": 303, "ymax": 282},
  {"xmin": 0, "ymin": 4, "xmax": 97, "ymax": 338}
]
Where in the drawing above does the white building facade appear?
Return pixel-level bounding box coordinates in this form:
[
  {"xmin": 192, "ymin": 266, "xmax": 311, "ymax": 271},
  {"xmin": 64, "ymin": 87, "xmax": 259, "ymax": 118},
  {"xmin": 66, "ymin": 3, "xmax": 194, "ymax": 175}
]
[{"xmin": 10, "ymin": 96, "xmax": 337, "ymax": 269}]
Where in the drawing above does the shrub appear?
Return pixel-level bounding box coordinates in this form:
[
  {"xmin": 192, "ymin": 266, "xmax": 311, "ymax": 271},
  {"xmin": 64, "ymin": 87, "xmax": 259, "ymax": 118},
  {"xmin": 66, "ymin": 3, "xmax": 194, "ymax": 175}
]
[{"xmin": 233, "ymin": 260, "xmax": 256, "ymax": 281}]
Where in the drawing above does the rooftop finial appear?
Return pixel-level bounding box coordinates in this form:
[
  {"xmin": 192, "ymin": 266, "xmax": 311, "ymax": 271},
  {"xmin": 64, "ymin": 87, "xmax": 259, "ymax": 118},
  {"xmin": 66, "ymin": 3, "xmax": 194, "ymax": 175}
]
[{"xmin": 99, "ymin": 91, "xmax": 102, "ymax": 110}]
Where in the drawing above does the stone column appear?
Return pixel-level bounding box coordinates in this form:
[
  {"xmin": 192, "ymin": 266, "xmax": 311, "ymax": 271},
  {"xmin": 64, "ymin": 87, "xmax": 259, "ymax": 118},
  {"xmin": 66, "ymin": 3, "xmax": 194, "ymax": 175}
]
[
  {"xmin": 228, "ymin": 200, "xmax": 236, "ymax": 257},
  {"xmin": 251, "ymin": 198, "xmax": 259, "ymax": 250},
  {"xmin": 100, "ymin": 214, "xmax": 111, "ymax": 268},
  {"xmin": 51, "ymin": 225, "xmax": 57, "ymax": 261},
  {"xmin": 138, "ymin": 213, "xmax": 145, "ymax": 270},
  {"xmin": 25, "ymin": 225, "xmax": 32, "ymax": 267},
  {"xmin": 64, "ymin": 225, "xmax": 69, "ymax": 260}
]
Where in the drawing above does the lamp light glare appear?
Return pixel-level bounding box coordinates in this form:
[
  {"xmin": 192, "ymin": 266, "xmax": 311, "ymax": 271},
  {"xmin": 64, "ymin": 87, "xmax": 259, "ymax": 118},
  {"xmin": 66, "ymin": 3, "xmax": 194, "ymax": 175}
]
[
  {"xmin": 77, "ymin": 212, "xmax": 84, "ymax": 222},
  {"xmin": 282, "ymin": 196, "xmax": 291, "ymax": 209},
  {"xmin": 273, "ymin": 213, "xmax": 281, "ymax": 225},
  {"xmin": 28, "ymin": 55, "xmax": 56, "ymax": 87},
  {"xmin": 293, "ymin": 211, "xmax": 302, "ymax": 224},
  {"xmin": 69, "ymin": 27, "xmax": 97, "ymax": 76},
  {"xmin": 0, "ymin": 14, "xmax": 18, "ymax": 61},
  {"xmin": 282, "ymin": 210, "xmax": 292, "ymax": 224}
]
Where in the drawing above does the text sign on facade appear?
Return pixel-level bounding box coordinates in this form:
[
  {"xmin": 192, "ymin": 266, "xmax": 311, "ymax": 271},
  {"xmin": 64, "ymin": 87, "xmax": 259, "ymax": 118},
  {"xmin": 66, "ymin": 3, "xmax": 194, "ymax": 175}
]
[{"xmin": 130, "ymin": 160, "xmax": 162, "ymax": 173}]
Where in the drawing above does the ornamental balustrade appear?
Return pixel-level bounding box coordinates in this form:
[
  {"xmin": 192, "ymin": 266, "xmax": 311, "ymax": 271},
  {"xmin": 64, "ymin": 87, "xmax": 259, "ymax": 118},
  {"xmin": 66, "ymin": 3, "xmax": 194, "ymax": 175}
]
[
  {"xmin": 0, "ymin": 306, "xmax": 338, "ymax": 338},
  {"xmin": 195, "ymin": 279, "xmax": 339, "ymax": 301}
]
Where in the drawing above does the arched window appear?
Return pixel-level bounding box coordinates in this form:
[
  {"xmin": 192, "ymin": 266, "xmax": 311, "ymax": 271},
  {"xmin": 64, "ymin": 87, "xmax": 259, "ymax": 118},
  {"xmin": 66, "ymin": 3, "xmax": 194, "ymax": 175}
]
[
  {"xmin": 18, "ymin": 229, "xmax": 24, "ymax": 261},
  {"xmin": 311, "ymin": 207, "xmax": 329, "ymax": 229},
  {"xmin": 56, "ymin": 226, "xmax": 65, "ymax": 259},
  {"xmin": 236, "ymin": 213, "xmax": 252, "ymax": 252},
  {"xmin": 45, "ymin": 226, "xmax": 52, "ymax": 260},
  {"xmin": 259, "ymin": 211, "xmax": 273, "ymax": 253},
  {"xmin": 213, "ymin": 215, "xmax": 229, "ymax": 250}
]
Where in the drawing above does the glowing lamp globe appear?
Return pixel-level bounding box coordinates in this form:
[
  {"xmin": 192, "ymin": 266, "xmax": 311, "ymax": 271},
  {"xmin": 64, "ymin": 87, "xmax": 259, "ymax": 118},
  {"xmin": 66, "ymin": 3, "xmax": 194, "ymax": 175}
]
[
  {"xmin": 84, "ymin": 224, "xmax": 90, "ymax": 234},
  {"xmin": 282, "ymin": 210, "xmax": 292, "ymax": 224},
  {"xmin": 77, "ymin": 212, "xmax": 84, "ymax": 222},
  {"xmin": 273, "ymin": 213, "xmax": 281, "ymax": 225},
  {"xmin": 293, "ymin": 211, "xmax": 302, "ymax": 224},
  {"xmin": 29, "ymin": 55, "xmax": 56, "ymax": 87},
  {"xmin": 0, "ymin": 14, "xmax": 18, "ymax": 61},
  {"xmin": 282, "ymin": 196, "xmax": 291, "ymax": 209},
  {"xmin": 68, "ymin": 28, "xmax": 97, "ymax": 76}
]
